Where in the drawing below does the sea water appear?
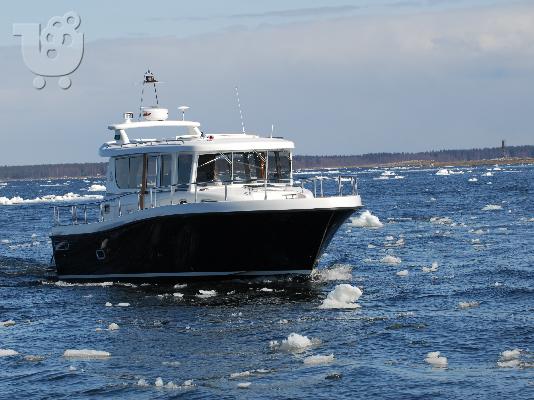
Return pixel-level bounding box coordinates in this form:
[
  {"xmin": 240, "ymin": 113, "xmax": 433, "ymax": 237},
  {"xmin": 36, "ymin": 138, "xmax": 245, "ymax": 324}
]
[{"xmin": 0, "ymin": 166, "xmax": 533, "ymax": 399}]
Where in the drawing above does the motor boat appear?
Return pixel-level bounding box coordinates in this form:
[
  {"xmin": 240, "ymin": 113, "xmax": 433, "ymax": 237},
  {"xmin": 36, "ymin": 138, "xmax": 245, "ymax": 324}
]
[{"xmin": 50, "ymin": 72, "xmax": 362, "ymax": 280}]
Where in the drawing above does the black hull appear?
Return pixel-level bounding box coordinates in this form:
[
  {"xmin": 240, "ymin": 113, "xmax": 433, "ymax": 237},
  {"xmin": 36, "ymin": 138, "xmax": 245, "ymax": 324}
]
[{"xmin": 51, "ymin": 208, "xmax": 355, "ymax": 280}]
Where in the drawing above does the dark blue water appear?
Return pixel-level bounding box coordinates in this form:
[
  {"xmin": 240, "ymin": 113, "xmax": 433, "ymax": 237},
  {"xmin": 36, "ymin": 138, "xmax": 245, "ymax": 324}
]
[{"xmin": 1, "ymin": 166, "xmax": 533, "ymax": 399}]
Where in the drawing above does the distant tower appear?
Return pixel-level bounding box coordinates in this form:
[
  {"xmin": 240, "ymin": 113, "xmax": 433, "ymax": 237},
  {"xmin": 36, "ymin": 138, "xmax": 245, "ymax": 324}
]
[{"xmin": 501, "ymin": 139, "xmax": 507, "ymax": 159}]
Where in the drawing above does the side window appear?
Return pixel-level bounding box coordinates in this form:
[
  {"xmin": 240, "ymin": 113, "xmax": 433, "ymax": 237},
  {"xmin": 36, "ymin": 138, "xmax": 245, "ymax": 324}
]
[
  {"xmin": 178, "ymin": 154, "xmax": 193, "ymax": 189},
  {"xmin": 129, "ymin": 155, "xmax": 144, "ymax": 188},
  {"xmin": 160, "ymin": 154, "xmax": 172, "ymax": 187},
  {"xmin": 115, "ymin": 157, "xmax": 129, "ymax": 189},
  {"xmin": 268, "ymin": 151, "xmax": 291, "ymax": 183},
  {"xmin": 196, "ymin": 154, "xmax": 216, "ymax": 184},
  {"xmin": 214, "ymin": 153, "xmax": 232, "ymax": 182},
  {"xmin": 146, "ymin": 155, "xmax": 158, "ymax": 188}
]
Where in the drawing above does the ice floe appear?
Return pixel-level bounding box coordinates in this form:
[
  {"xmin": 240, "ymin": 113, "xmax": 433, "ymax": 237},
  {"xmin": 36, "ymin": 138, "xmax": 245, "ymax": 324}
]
[
  {"xmin": 0, "ymin": 349, "xmax": 19, "ymax": 357},
  {"xmin": 380, "ymin": 255, "xmax": 401, "ymax": 265},
  {"xmin": 319, "ymin": 284, "xmax": 362, "ymax": 309},
  {"xmin": 108, "ymin": 323, "xmax": 119, "ymax": 330},
  {"xmin": 435, "ymin": 169, "xmax": 450, "ymax": 176},
  {"xmin": 468, "ymin": 178, "xmax": 478, "ymax": 182},
  {"xmin": 430, "ymin": 216, "xmax": 453, "ymax": 225},
  {"xmin": 173, "ymin": 292, "xmax": 184, "ymax": 298},
  {"xmin": 0, "ymin": 192, "xmax": 103, "ymax": 206},
  {"xmin": 259, "ymin": 287, "xmax": 273, "ymax": 292},
  {"xmin": 303, "ymin": 354, "xmax": 335, "ymax": 365},
  {"xmin": 458, "ymin": 301, "xmax": 479, "ymax": 309},
  {"xmin": 88, "ymin": 184, "xmax": 106, "ymax": 192},
  {"xmin": 1, "ymin": 320, "xmax": 15, "ymax": 327},
  {"xmin": 63, "ymin": 349, "xmax": 111, "ymax": 358},
  {"xmin": 311, "ymin": 264, "xmax": 352, "ymax": 282},
  {"xmin": 137, "ymin": 378, "xmax": 149, "ymax": 387},
  {"xmin": 424, "ymin": 351, "xmax": 448, "ymax": 368},
  {"xmin": 173, "ymin": 283, "xmax": 187, "ymax": 289},
  {"xmin": 116, "ymin": 302, "xmax": 130, "ymax": 307},
  {"xmin": 422, "ymin": 262, "xmax": 439, "ymax": 273},
  {"xmin": 105, "ymin": 302, "xmax": 112, "ymax": 307},
  {"xmin": 196, "ymin": 290, "xmax": 217, "ymax": 298},
  {"xmin": 396, "ymin": 270, "xmax": 409, "ymax": 277},
  {"xmin": 237, "ymin": 382, "xmax": 251, "ymax": 389},
  {"xmin": 348, "ymin": 210, "xmax": 383, "ymax": 228},
  {"xmin": 482, "ymin": 204, "xmax": 502, "ymax": 211},
  {"xmin": 271, "ymin": 333, "xmax": 319, "ymax": 352},
  {"xmin": 497, "ymin": 349, "xmax": 522, "ymax": 368}
]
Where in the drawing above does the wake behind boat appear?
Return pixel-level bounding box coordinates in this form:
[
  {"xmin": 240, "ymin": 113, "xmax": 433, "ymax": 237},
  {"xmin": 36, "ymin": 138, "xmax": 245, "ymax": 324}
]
[{"xmin": 50, "ymin": 72, "xmax": 362, "ymax": 280}]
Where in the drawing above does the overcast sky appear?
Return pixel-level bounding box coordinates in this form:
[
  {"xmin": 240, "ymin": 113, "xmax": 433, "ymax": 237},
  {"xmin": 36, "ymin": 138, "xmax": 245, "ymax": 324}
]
[{"xmin": 1, "ymin": 0, "xmax": 534, "ymax": 165}]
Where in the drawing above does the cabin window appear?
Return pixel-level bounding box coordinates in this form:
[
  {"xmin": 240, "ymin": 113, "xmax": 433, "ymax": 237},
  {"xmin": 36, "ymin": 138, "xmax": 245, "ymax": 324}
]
[
  {"xmin": 115, "ymin": 155, "xmax": 144, "ymax": 189},
  {"xmin": 196, "ymin": 153, "xmax": 232, "ymax": 184},
  {"xmin": 233, "ymin": 152, "xmax": 265, "ymax": 182},
  {"xmin": 115, "ymin": 157, "xmax": 129, "ymax": 189},
  {"xmin": 146, "ymin": 155, "xmax": 158, "ymax": 188},
  {"xmin": 129, "ymin": 155, "xmax": 144, "ymax": 188},
  {"xmin": 268, "ymin": 150, "xmax": 291, "ymax": 183},
  {"xmin": 160, "ymin": 154, "xmax": 172, "ymax": 187},
  {"xmin": 177, "ymin": 154, "xmax": 193, "ymax": 189}
]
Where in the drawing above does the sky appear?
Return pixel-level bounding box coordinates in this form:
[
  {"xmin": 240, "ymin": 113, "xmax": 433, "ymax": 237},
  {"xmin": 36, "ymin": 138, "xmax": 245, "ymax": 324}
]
[{"xmin": 1, "ymin": 0, "xmax": 534, "ymax": 165}]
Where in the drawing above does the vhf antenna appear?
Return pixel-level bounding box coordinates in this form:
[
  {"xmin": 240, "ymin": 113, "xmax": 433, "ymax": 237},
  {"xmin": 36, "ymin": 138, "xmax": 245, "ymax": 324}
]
[
  {"xmin": 235, "ymin": 86, "xmax": 246, "ymax": 134},
  {"xmin": 139, "ymin": 69, "xmax": 160, "ymax": 120}
]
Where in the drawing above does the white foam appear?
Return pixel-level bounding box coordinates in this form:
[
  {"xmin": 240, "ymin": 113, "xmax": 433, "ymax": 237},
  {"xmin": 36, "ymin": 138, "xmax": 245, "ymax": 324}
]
[
  {"xmin": 303, "ymin": 354, "xmax": 335, "ymax": 365},
  {"xmin": 311, "ymin": 264, "xmax": 352, "ymax": 282},
  {"xmin": 319, "ymin": 284, "xmax": 362, "ymax": 309},
  {"xmin": 63, "ymin": 349, "xmax": 111, "ymax": 358},
  {"xmin": 0, "ymin": 192, "xmax": 103, "ymax": 206},
  {"xmin": 116, "ymin": 302, "xmax": 130, "ymax": 307},
  {"xmin": 422, "ymin": 261, "xmax": 439, "ymax": 273},
  {"xmin": 237, "ymin": 382, "xmax": 251, "ymax": 389},
  {"xmin": 458, "ymin": 301, "xmax": 479, "ymax": 309},
  {"xmin": 482, "ymin": 204, "xmax": 502, "ymax": 211},
  {"xmin": 196, "ymin": 290, "xmax": 217, "ymax": 298},
  {"xmin": 162, "ymin": 361, "xmax": 181, "ymax": 367},
  {"xmin": 108, "ymin": 323, "xmax": 119, "ymax": 330},
  {"xmin": 380, "ymin": 255, "xmax": 401, "ymax": 265},
  {"xmin": 348, "ymin": 210, "xmax": 383, "ymax": 228},
  {"xmin": 1, "ymin": 320, "xmax": 15, "ymax": 327},
  {"xmin": 424, "ymin": 351, "xmax": 448, "ymax": 367},
  {"xmin": 396, "ymin": 270, "xmax": 409, "ymax": 277},
  {"xmin": 0, "ymin": 349, "xmax": 19, "ymax": 357}
]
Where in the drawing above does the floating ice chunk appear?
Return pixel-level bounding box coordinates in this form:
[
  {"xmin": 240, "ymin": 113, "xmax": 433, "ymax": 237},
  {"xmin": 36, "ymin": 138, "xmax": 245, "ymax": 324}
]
[
  {"xmin": 394, "ymin": 175, "xmax": 405, "ymax": 179},
  {"xmin": 498, "ymin": 359, "xmax": 520, "ymax": 368},
  {"xmin": 381, "ymin": 170, "xmax": 395, "ymax": 176},
  {"xmin": 348, "ymin": 210, "xmax": 383, "ymax": 228},
  {"xmin": 425, "ymin": 351, "xmax": 448, "ymax": 367},
  {"xmin": 88, "ymin": 184, "xmax": 106, "ymax": 192},
  {"xmin": 0, "ymin": 349, "xmax": 19, "ymax": 357},
  {"xmin": 380, "ymin": 255, "xmax": 401, "ymax": 265},
  {"xmin": 0, "ymin": 193, "xmax": 103, "ymax": 206},
  {"xmin": 494, "ymin": 282, "xmax": 503, "ymax": 287},
  {"xmin": 1, "ymin": 239, "xmax": 10, "ymax": 244},
  {"xmin": 104, "ymin": 302, "xmax": 113, "ymax": 307},
  {"xmin": 319, "ymin": 284, "xmax": 362, "ymax": 309},
  {"xmin": 24, "ymin": 355, "xmax": 44, "ymax": 362},
  {"xmin": 279, "ymin": 319, "xmax": 289, "ymax": 324},
  {"xmin": 196, "ymin": 290, "xmax": 217, "ymax": 298},
  {"xmin": 311, "ymin": 264, "xmax": 352, "ymax": 282},
  {"xmin": 396, "ymin": 270, "xmax": 409, "ymax": 277},
  {"xmin": 500, "ymin": 349, "xmax": 521, "ymax": 361},
  {"xmin": 63, "ymin": 349, "xmax": 111, "ymax": 359},
  {"xmin": 173, "ymin": 283, "xmax": 187, "ymax": 289},
  {"xmin": 173, "ymin": 293, "xmax": 184, "ymax": 298},
  {"xmin": 435, "ymin": 169, "xmax": 450, "ymax": 176},
  {"xmin": 303, "ymin": 354, "xmax": 335, "ymax": 365},
  {"xmin": 422, "ymin": 262, "xmax": 438, "ymax": 273},
  {"xmin": 237, "ymin": 382, "xmax": 251, "ymax": 389},
  {"xmin": 230, "ymin": 371, "xmax": 251, "ymax": 379},
  {"xmin": 430, "ymin": 216, "xmax": 453, "ymax": 225},
  {"xmin": 1, "ymin": 320, "xmax": 15, "ymax": 327},
  {"xmin": 260, "ymin": 288, "xmax": 273, "ymax": 292},
  {"xmin": 155, "ymin": 377, "xmax": 164, "ymax": 387},
  {"xmin": 108, "ymin": 323, "xmax": 119, "ymax": 330},
  {"xmin": 137, "ymin": 378, "xmax": 149, "ymax": 387},
  {"xmin": 458, "ymin": 301, "xmax": 479, "ymax": 309},
  {"xmin": 274, "ymin": 333, "xmax": 318, "ymax": 352},
  {"xmin": 482, "ymin": 204, "xmax": 502, "ymax": 211},
  {"xmin": 483, "ymin": 172, "xmax": 493, "ymax": 176},
  {"xmin": 182, "ymin": 380, "xmax": 194, "ymax": 387},
  {"xmin": 468, "ymin": 178, "xmax": 478, "ymax": 182},
  {"xmin": 165, "ymin": 381, "xmax": 179, "ymax": 389},
  {"xmin": 116, "ymin": 302, "xmax": 130, "ymax": 307},
  {"xmin": 367, "ymin": 244, "xmax": 376, "ymax": 248},
  {"xmin": 385, "ymin": 235, "xmax": 394, "ymax": 241},
  {"xmin": 68, "ymin": 365, "xmax": 77, "ymax": 371}
]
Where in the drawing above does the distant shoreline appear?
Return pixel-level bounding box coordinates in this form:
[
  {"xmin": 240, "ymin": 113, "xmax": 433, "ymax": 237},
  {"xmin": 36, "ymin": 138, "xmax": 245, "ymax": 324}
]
[{"xmin": 1, "ymin": 157, "xmax": 532, "ymax": 182}]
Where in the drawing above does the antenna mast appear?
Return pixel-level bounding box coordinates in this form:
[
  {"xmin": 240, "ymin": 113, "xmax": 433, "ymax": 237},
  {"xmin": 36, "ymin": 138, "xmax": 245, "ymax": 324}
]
[
  {"xmin": 139, "ymin": 69, "xmax": 160, "ymax": 120},
  {"xmin": 235, "ymin": 86, "xmax": 246, "ymax": 134}
]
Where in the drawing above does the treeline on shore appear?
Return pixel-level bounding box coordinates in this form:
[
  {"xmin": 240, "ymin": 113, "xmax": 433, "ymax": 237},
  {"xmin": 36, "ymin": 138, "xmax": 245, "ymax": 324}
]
[{"xmin": 0, "ymin": 145, "xmax": 533, "ymax": 180}]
